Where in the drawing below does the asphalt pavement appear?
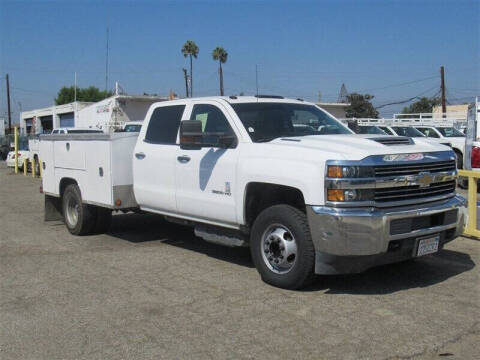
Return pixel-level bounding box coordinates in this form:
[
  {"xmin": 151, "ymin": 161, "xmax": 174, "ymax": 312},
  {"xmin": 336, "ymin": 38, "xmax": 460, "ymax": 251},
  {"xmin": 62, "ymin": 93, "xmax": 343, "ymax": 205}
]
[{"xmin": 0, "ymin": 162, "xmax": 479, "ymax": 359}]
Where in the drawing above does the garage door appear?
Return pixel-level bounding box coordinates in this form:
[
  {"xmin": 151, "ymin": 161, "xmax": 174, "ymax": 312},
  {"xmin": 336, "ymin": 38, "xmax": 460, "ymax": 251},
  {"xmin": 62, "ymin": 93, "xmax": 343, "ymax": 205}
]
[{"xmin": 59, "ymin": 113, "xmax": 74, "ymax": 128}]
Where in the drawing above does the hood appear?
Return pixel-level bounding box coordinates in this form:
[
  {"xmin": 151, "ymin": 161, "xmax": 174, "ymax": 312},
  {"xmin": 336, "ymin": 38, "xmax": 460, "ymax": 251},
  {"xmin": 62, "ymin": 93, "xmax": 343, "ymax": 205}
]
[{"xmin": 266, "ymin": 134, "xmax": 451, "ymax": 161}]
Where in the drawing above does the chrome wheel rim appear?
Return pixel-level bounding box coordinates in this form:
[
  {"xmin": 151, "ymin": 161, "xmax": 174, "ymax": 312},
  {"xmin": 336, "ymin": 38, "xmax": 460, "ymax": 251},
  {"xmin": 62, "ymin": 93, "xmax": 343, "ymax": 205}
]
[
  {"xmin": 65, "ymin": 194, "xmax": 80, "ymax": 227},
  {"xmin": 260, "ymin": 224, "xmax": 297, "ymax": 274}
]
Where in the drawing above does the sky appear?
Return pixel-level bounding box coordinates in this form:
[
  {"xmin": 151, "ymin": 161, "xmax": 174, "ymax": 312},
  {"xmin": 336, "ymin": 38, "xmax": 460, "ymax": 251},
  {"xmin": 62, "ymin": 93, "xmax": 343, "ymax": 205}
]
[{"xmin": 0, "ymin": 0, "xmax": 479, "ymax": 122}]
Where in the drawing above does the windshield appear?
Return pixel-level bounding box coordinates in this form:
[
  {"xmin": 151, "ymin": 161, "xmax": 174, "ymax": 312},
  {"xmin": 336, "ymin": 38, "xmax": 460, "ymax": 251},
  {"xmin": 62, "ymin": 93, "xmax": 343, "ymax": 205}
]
[
  {"xmin": 357, "ymin": 126, "xmax": 386, "ymax": 135},
  {"xmin": 436, "ymin": 127, "xmax": 465, "ymax": 138},
  {"xmin": 230, "ymin": 102, "xmax": 351, "ymax": 142},
  {"xmin": 391, "ymin": 126, "xmax": 425, "ymax": 137},
  {"xmin": 124, "ymin": 124, "xmax": 142, "ymax": 132}
]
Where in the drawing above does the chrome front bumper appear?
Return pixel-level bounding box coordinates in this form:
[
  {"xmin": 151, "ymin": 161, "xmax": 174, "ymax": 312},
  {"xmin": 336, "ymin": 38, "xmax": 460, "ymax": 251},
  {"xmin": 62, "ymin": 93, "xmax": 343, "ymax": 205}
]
[{"xmin": 306, "ymin": 195, "xmax": 466, "ymax": 274}]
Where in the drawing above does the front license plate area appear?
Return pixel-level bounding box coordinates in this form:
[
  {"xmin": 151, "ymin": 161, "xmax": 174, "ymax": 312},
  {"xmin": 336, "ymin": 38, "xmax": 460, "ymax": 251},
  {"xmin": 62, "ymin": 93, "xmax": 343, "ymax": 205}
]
[{"xmin": 415, "ymin": 234, "xmax": 440, "ymax": 257}]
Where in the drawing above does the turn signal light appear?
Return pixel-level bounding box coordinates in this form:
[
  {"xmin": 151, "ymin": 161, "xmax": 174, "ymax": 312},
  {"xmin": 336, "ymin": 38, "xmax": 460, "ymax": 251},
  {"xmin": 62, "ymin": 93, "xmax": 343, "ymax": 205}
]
[
  {"xmin": 327, "ymin": 189, "xmax": 345, "ymax": 202},
  {"xmin": 472, "ymin": 146, "xmax": 480, "ymax": 168},
  {"xmin": 327, "ymin": 166, "xmax": 342, "ymax": 178}
]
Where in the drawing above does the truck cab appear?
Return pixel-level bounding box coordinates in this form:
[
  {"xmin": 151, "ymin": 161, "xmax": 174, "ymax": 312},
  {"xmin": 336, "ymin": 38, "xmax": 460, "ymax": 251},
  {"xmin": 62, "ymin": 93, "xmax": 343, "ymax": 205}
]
[{"xmin": 40, "ymin": 96, "xmax": 466, "ymax": 289}]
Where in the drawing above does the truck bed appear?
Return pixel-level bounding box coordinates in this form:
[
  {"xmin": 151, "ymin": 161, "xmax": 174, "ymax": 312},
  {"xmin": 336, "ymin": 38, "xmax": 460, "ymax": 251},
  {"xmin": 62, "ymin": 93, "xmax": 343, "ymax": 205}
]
[{"xmin": 39, "ymin": 132, "xmax": 139, "ymax": 209}]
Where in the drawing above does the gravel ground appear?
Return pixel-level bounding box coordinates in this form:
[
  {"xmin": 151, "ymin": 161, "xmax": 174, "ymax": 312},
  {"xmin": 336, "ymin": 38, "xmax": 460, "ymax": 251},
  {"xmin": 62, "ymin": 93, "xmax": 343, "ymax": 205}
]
[{"xmin": 0, "ymin": 162, "xmax": 479, "ymax": 359}]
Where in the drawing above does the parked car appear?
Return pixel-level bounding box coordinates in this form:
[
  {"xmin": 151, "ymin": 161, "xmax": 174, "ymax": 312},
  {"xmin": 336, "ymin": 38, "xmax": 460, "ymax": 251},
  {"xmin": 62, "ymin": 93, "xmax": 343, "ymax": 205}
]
[
  {"xmin": 414, "ymin": 126, "xmax": 465, "ymax": 168},
  {"xmin": 51, "ymin": 128, "xmax": 103, "ymax": 134},
  {"xmin": 378, "ymin": 125, "xmax": 452, "ymax": 146},
  {"xmin": 356, "ymin": 125, "xmax": 387, "ymax": 135},
  {"xmin": 40, "ymin": 96, "xmax": 466, "ymax": 289},
  {"xmin": 6, "ymin": 150, "xmax": 30, "ymax": 169},
  {"xmin": 123, "ymin": 121, "xmax": 143, "ymax": 133}
]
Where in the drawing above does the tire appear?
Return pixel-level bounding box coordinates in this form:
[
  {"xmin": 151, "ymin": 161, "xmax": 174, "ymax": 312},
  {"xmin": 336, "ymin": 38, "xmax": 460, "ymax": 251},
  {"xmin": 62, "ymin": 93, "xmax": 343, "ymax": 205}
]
[
  {"xmin": 250, "ymin": 205, "xmax": 315, "ymax": 290},
  {"xmin": 62, "ymin": 184, "xmax": 96, "ymax": 235},
  {"xmin": 454, "ymin": 149, "xmax": 463, "ymax": 169},
  {"xmin": 93, "ymin": 207, "xmax": 112, "ymax": 234}
]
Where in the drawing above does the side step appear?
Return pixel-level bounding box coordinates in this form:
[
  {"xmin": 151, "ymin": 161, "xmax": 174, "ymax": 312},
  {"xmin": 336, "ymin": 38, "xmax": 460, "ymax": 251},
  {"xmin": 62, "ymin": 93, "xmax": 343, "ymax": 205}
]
[{"xmin": 194, "ymin": 226, "xmax": 248, "ymax": 247}]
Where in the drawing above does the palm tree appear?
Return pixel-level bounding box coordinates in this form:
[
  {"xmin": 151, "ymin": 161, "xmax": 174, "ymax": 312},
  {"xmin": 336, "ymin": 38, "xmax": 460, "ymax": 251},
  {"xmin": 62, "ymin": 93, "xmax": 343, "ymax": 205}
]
[
  {"xmin": 181, "ymin": 40, "xmax": 199, "ymax": 97},
  {"xmin": 212, "ymin": 47, "xmax": 228, "ymax": 96}
]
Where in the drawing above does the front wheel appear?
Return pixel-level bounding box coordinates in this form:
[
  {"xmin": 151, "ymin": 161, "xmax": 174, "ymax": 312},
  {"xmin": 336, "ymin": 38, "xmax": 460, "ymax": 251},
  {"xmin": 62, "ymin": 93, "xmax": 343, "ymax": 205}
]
[{"xmin": 250, "ymin": 205, "xmax": 315, "ymax": 289}]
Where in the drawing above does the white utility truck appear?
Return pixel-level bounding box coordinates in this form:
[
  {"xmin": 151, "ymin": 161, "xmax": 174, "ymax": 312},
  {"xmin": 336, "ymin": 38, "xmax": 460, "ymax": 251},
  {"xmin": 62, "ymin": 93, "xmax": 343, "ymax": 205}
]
[{"xmin": 39, "ymin": 96, "xmax": 466, "ymax": 289}]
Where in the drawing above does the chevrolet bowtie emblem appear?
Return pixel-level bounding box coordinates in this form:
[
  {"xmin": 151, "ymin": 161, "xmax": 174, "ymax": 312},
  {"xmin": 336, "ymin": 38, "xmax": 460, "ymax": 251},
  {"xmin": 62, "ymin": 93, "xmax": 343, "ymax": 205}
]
[{"xmin": 417, "ymin": 172, "xmax": 433, "ymax": 188}]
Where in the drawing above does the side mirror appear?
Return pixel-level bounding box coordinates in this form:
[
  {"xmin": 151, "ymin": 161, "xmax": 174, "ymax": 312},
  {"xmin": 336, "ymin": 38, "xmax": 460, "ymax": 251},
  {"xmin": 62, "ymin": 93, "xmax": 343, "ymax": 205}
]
[
  {"xmin": 180, "ymin": 120, "xmax": 203, "ymax": 150},
  {"xmin": 218, "ymin": 135, "xmax": 237, "ymax": 148}
]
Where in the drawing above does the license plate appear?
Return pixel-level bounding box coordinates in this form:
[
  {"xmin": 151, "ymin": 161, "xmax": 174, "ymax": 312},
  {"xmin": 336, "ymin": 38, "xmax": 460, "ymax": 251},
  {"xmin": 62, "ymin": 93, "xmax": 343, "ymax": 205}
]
[{"xmin": 416, "ymin": 235, "xmax": 440, "ymax": 257}]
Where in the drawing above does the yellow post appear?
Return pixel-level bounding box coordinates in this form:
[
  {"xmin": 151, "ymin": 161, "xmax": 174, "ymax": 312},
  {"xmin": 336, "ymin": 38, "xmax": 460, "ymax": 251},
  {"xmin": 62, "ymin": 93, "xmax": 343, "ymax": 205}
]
[
  {"xmin": 466, "ymin": 176, "xmax": 477, "ymax": 235},
  {"xmin": 14, "ymin": 127, "xmax": 19, "ymax": 174},
  {"xmin": 23, "ymin": 158, "xmax": 28, "ymax": 175},
  {"xmin": 32, "ymin": 157, "xmax": 36, "ymax": 178},
  {"xmin": 458, "ymin": 169, "xmax": 480, "ymax": 239}
]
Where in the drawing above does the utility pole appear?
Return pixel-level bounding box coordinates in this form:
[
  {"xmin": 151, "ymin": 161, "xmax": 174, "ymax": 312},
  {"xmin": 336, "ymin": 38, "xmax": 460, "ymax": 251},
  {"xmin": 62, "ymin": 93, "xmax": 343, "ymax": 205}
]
[
  {"xmin": 105, "ymin": 27, "xmax": 109, "ymax": 91},
  {"xmin": 74, "ymin": 72, "xmax": 77, "ymax": 102},
  {"xmin": 182, "ymin": 68, "xmax": 189, "ymax": 98},
  {"xmin": 6, "ymin": 74, "xmax": 11, "ymax": 133},
  {"xmin": 440, "ymin": 66, "xmax": 447, "ymax": 114},
  {"xmin": 255, "ymin": 64, "xmax": 259, "ymax": 96}
]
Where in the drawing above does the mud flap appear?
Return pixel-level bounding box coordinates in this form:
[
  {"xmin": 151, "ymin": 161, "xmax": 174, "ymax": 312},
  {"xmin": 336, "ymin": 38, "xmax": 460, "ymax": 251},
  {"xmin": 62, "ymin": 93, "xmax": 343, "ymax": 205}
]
[{"xmin": 45, "ymin": 195, "xmax": 63, "ymax": 222}]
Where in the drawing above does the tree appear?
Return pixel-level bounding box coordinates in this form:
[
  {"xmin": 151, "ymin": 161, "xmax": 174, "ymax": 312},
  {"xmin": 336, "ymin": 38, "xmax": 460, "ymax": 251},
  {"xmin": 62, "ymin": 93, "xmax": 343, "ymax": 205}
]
[
  {"xmin": 402, "ymin": 97, "xmax": 441, "ymax": 114},
  {"xmin": 212, "ymin": 47, "xmax": 228, "ymax": 96},
  {"xmin": 55, "ymin": 86, "xmax": 112, "ymax": 105},
  {"xmin": 345, "ymin": 93, "xmax": 379, "ymax": 118},
  {"xmin": 181, "ymin": 40, "xmax": 199, "ymax": 97}
]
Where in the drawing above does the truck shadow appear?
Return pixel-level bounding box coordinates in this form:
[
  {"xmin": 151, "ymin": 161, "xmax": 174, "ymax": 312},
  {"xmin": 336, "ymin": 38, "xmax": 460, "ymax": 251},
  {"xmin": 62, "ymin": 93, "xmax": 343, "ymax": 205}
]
[
  {"xmin": 108, "ymin": 213, "xmax": 253, "ymax": 269},
  {"xmin": 108, "ymin": 213, "xmax": 475, "ymax": 294},
  {"xmin": 304, "ymin": 250, "xmax": 475, "ymax": 295}
]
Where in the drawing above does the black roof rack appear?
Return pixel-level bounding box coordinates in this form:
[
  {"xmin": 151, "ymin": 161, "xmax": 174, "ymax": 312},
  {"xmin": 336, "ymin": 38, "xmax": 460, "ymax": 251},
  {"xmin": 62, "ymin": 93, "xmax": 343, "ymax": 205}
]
[{"xmin": 254, "ymin": 95, "xmax": 284, "ymax": 99}]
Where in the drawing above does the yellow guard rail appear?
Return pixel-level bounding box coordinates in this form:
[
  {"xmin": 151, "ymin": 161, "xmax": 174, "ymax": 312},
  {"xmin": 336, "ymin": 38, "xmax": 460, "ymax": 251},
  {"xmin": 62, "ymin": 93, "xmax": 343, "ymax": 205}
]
[{"xmin": 458, "ymin": 170, "xmax": 480, "ymax": 239}]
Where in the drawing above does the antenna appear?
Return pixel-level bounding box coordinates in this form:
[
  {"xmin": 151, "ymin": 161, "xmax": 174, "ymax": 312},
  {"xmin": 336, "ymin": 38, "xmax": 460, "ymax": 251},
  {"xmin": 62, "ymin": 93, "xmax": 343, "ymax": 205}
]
[
  {"xmin": 255, "ymin": 64, "xmax": 258, "ymax": 96},
  {"xmin": 105, "ymin": 27, "xmax": 109, "ymax": 91},
  {"xmin": 74, "ymin": 72, "xmax": 77, "ymax": 102},
  {"xmin": 337, "ymin": 83, "xmax": 349, "ymax": 103}
]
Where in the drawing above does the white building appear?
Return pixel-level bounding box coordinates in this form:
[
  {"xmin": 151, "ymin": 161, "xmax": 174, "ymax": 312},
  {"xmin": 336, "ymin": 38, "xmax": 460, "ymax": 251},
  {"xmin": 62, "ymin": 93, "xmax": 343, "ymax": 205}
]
[
  {"xmin": 75, "ymin": 95, "xmax": 169, "ymax": 131},
  {"xmin": 20, "ymin": 94, "xmax": 170, "ymax": 134},
  {"xmin": 20, "ymin": 102, "xmax": 93, "ymax": 135},
  {"xmin": 317, "ymin": 102, "xmax": 350, "ymax": 118}
]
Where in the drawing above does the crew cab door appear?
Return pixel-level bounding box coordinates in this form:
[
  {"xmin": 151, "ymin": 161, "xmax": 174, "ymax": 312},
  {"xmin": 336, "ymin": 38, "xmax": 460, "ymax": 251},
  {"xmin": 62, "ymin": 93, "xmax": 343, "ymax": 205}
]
[
  {"xmin": 175, "ymin": 101, "xmax": 239, "ymax": 225},
  {"xmin": 133, "ymin": 103, "xmax": 186, "ymax": 213}
]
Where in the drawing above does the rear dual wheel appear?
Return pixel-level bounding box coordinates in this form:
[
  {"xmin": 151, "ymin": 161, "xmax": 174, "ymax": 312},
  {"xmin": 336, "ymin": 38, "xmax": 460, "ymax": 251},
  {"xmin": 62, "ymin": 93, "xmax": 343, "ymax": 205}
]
[{"xmin": 62, "ymin": 184, "xmax": 112, "ymax": 235}]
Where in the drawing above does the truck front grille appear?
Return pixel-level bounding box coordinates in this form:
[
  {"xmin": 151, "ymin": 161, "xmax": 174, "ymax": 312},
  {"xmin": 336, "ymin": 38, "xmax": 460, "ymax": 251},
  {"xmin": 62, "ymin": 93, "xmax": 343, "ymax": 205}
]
[
  {"xmin": 375, "ymin": 180, "xmax": 456, "ymax": 203},
  {"xmin": 374, "ymin": 160, "xmax": 456, "ymax": 177}
]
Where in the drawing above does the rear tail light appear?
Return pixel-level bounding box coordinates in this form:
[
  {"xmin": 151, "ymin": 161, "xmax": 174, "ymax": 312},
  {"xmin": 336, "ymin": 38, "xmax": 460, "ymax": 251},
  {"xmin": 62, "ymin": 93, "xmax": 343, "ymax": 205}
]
[{"xmin": 472, "ymin": 146, "xmax": 480, "ymax": 168}]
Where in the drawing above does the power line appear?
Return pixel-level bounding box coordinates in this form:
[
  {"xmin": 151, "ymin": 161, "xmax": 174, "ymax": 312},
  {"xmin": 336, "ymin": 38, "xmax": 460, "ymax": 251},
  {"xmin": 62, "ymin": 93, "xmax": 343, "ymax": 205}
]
[
  {"xmin": 355, "ymin": 75, "xmax": 438, "ymax": 93},
  {"xmin": 374, "ymin": 86, "xmax": 439, "ymax": 109}
]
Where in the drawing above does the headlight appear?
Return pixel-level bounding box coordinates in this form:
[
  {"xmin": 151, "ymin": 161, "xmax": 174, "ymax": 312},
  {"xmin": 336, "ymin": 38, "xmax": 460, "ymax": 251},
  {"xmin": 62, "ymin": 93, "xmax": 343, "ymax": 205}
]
[{"xmin": 327, "ymin": 165, "xmax": 373, "ymax": 178}]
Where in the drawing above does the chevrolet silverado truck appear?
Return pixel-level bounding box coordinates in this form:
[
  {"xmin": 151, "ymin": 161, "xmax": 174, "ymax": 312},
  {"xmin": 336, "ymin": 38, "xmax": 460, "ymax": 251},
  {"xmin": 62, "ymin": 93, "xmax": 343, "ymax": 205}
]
[{"xmin": 39, "ymin": 96, "xmax": 466, "ymax": 289}]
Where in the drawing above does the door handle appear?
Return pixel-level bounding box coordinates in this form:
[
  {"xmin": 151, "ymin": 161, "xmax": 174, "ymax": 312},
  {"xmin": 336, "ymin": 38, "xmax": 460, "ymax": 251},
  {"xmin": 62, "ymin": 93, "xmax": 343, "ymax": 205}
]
[
  {"xmin": 135, "ymin": 152, "xmax": 146, "ymax": 159},
  {"xmin": 177, "ymin": 155, "xmax": 191, "ymax": 163}
]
